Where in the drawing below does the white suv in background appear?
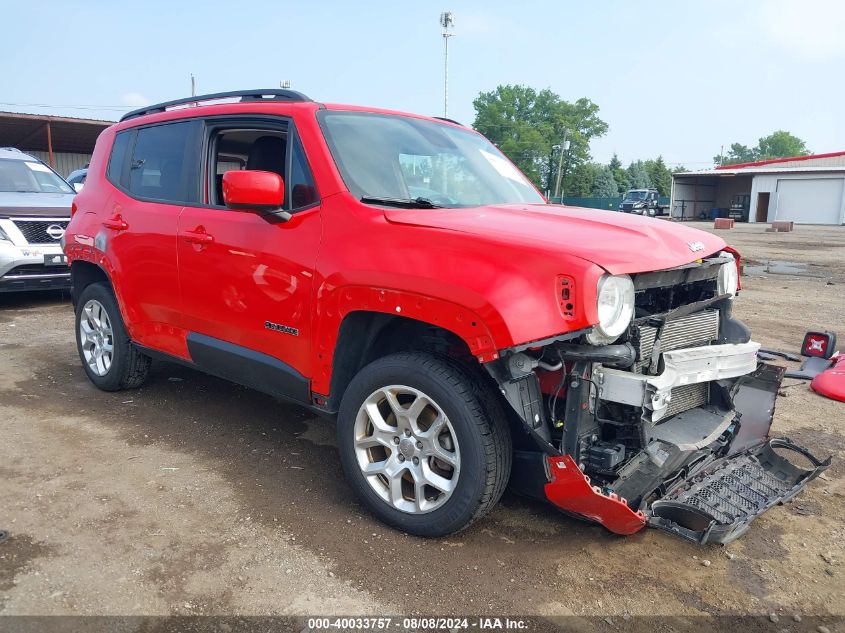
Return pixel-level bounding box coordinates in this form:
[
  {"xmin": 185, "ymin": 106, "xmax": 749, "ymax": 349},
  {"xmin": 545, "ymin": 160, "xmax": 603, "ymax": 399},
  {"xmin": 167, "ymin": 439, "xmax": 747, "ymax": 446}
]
[{"xmin": 0, "ymin": 148, "xmax": 74, "ymax": 292}]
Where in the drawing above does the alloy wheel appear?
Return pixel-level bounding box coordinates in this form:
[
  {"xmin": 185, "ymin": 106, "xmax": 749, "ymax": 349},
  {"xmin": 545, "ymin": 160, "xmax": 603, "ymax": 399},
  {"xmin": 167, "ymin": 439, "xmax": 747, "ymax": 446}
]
[
  {"xmin": 79, "ymin": 299, "xmax": 114, "ymax": 376},
  {"xmin": 354, "ymin": 385, "xmax": 461, "ymax": 514}
]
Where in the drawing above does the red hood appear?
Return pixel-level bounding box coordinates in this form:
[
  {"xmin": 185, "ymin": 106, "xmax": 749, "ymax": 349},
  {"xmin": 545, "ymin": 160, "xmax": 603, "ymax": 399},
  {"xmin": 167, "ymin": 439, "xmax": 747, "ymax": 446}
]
[{"xmin": 384, "ymin": 204, "xmax": 726, "ymax": 275}]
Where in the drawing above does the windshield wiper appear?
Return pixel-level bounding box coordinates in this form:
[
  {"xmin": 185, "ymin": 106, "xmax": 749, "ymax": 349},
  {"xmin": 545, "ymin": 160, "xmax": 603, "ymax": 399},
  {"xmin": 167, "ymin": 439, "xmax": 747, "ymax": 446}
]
[{"xmin": 360, "ymin": 196, "xmax": 442, "ymax": 209}]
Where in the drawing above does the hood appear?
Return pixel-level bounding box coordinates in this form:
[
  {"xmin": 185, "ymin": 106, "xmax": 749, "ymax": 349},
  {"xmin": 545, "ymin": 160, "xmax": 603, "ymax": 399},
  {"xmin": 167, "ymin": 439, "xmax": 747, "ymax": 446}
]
[
  {"xmin": 0, "ymin": 192, "xmax": 75, "ymax": 218},
  {"xmin": 384, "ymin": 204, "xmax": 726, "ymax": 275}
]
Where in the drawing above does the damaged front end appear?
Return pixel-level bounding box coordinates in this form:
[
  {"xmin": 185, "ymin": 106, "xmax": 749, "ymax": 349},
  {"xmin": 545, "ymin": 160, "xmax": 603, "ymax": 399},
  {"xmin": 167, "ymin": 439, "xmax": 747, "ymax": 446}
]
[{"xmin": 486, "ymin": 254, "xmax": 830, "ymax": 544}]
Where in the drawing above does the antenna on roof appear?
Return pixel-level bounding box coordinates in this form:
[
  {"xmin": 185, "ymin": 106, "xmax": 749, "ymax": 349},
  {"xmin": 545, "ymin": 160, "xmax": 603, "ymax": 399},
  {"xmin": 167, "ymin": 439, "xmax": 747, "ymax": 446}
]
[{"xmin": 191, "ymin": 74, "xmax": 196, "ymax": 97}]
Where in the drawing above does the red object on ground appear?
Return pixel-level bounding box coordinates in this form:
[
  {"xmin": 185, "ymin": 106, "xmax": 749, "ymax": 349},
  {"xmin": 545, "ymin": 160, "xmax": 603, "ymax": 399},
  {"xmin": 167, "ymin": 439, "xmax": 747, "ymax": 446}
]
[
  {"xmin": 544, "ymin": 455, "xmax": 647, "ymax": 535},
  {"xmin": 802, "ymin": 331, "xmax": 837, "ymax": 358},
  {"xmin": 714, "ymin": 218, "xmax": 734, "ymax": 229},
  {"xmin": 811, "ymin": 355, "xmax": 845, "ymax": 402},
  {"xmin": 772, "ymin": 221, "xmax": 794, "ymax": 232}
]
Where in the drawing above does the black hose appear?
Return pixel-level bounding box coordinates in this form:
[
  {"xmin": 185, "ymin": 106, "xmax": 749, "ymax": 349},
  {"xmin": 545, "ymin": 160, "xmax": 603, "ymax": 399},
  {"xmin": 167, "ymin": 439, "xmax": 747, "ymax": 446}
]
[{"xmin": 555, "ymin": 342, "xmax": 637, "ymax": 367}]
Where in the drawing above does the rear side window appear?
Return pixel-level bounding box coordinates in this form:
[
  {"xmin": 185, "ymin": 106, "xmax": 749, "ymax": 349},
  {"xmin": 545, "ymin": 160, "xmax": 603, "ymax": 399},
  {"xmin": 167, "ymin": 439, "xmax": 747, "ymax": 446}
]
[
  {"xmin": 127, "ymin": 122, "xmax": 196, "ymax": 204},
  {"xmin": 107, "ymin": 131, "xmax": 131, "ymax": 187}
]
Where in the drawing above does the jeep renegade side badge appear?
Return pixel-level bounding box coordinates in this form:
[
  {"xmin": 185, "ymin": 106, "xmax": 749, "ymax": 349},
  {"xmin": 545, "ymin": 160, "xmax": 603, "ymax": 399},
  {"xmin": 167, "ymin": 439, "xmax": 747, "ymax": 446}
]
[{"xmin": 265, "ymin": 321, "xmax": 299, "ymax": 336}]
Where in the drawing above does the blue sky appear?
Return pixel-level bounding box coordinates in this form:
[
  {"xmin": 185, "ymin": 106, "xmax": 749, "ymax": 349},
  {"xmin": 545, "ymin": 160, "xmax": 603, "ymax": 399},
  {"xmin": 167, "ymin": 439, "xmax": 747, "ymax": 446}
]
[{"xmin": 3, "ymin": 0, "xmax": 844, "ymax": 168}]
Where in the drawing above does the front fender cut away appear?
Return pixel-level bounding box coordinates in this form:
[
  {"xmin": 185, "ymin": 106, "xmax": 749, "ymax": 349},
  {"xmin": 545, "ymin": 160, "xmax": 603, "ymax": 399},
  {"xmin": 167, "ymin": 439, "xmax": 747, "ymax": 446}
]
[
  {"xmin": 544, "ymin": 455, "xmax": 647, "ymax": 535},
  {"xmin": 648, "ymin": 438, "xmax": 830, "ymax": 544}
]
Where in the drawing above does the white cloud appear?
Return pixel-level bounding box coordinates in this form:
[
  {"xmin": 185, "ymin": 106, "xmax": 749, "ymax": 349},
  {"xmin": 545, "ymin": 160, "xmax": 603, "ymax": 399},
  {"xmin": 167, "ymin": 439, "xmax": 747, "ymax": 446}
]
[
  {"xmin": 121, "ymin": 92, "xmax": 150, "ymax": 107},
  {"xmin": 760, "ymin": 0, "xmax": 845, "ymax": 60}
]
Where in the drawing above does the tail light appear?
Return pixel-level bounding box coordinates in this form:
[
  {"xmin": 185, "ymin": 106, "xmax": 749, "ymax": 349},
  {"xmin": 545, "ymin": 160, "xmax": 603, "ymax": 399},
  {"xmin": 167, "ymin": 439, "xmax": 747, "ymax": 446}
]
[
  {"xmin": 71, "ymin": 201, "xmax": 78, "ymax": 217},
  {"xmin": 802, "ymin": 331, "xmax": 837, "ymax": 359}
]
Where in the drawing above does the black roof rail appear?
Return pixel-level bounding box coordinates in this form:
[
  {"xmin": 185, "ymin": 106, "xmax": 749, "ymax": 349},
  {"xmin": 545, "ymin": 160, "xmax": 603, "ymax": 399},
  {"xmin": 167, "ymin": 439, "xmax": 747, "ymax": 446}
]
[
  {"xmin": 120, "ymin": 89, "xmax": 313, "ymax": 122},
  {"xmin": 433, "ymin": 116, "xmax": 464, "ymax": 127}
]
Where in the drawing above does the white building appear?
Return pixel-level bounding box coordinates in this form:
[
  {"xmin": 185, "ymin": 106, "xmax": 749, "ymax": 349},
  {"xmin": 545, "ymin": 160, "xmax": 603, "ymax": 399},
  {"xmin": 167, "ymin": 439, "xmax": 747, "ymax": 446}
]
[{"xmin": 671, "ymin": 152, "xmax": 845, "ymax": 225}]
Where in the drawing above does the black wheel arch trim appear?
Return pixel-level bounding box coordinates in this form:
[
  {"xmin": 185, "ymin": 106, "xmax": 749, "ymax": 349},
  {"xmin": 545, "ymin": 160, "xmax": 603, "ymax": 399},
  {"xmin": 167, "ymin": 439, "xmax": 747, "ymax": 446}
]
[{"xmin": 69, "ymin": 261, "xmax": 113, "ymax": 308}]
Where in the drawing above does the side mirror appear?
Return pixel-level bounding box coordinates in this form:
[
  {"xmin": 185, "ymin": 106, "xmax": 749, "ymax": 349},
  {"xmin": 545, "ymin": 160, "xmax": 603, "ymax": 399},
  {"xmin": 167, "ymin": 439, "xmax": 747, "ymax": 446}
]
[
  {"xmin": 72, "ymin": 182, "xmax": 84, "ymax": 193},
  {"xmin": 222, "ymin": 170, "xmax": 291, "ymax": 222}
]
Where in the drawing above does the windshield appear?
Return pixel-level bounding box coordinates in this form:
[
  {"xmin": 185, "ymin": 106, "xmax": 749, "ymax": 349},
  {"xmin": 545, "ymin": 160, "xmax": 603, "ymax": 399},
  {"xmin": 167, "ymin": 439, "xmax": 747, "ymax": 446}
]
[
  {"xmin": 624, "ymin": 190, "xmax": 648, "ymax": 201},
  {"xmin": 0, "ymin": 159, "xmax": 74, "ymax": 194},
  {"xmin": 318, "ymin": 111, "xmax": 545, "ymax": 208}
]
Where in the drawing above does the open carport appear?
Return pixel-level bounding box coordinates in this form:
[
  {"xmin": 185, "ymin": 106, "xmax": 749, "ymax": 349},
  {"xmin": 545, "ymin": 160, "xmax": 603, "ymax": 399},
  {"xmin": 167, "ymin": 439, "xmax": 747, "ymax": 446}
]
[
  {"xmin": 0, "ymin": 111, "xmax": 112, "ymax": 177},
  {"xmin": 671, "ymin": 152, "xmax": 845, "ymax": 225}
]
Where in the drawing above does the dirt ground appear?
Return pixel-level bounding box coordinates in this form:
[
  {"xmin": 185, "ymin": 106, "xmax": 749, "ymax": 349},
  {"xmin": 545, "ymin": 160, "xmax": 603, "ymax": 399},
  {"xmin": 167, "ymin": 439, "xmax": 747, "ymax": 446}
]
[{"xmin": 1, "ymin": 222, "xmax": 844, "ymax": 619}]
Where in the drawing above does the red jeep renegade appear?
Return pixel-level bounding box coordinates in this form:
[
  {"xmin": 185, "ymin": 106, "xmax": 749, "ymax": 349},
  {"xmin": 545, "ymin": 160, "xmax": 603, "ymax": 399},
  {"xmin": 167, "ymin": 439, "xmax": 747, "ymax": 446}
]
[{"xmin": 65, "ymin": 89, "xmax": 828, "ymax": 543}]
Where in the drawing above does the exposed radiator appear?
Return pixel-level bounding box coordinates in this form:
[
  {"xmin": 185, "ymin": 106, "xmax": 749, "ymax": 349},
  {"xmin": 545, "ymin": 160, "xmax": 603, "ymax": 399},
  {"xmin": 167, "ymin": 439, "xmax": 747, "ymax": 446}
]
[
  {"xmin": 635, "ymin": 310, "xmax": 720, "ymax": 373},
  {"xmin": 665, "ymin": 383, "xmax": 710, "ymax": 418}
]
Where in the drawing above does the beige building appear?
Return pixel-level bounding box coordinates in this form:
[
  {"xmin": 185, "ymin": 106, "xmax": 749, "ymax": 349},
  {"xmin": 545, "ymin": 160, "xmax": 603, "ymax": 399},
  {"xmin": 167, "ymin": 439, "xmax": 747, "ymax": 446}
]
[{"xmin": 671, "ymin": 152, "xmax": 845, "ymax": 225}]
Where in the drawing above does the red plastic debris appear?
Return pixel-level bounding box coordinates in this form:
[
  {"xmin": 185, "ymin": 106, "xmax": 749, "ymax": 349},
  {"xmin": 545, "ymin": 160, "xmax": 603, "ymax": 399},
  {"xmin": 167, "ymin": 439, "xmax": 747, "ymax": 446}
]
[
  {"xmin": 544, "ymin": 455, "xmax": 646, "ymax": 535},
  {"xmin": 811, "ymin": 355, "xmax": 845, "ymax": 402}
]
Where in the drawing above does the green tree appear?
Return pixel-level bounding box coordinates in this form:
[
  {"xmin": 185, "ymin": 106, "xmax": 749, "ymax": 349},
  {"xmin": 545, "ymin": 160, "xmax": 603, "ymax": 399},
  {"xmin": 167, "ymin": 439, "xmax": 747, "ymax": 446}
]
[
  {"xmin": 715, "ymin": 131, "xmax": 809, "ymax": 166},
  {"xmin": 608, "ymin": 153, "xmax": 629, "ymax": 195},
  {"xmin": 715, "ymin": 143, "xmax": 756, "ymax": 166},
  {"xmin": 756, "ymin": 130, "xmax": 809, "ymax": 160},
  {"xmin": 644, "ymin": 156, "xmax": 672, "ymax": 196},
  {"xmin": 567, "ymin": 162, "xmax": 600, "ymax": 197},
  {"xmin": 626, "ymin": 161, "xmax": 651, "ymax": 189},
  {"xmin": 472, "ymin": 85, "xmax": 608, "ymax": 191},
  {"xmin": 591, "ymin": 165, "xmax": 618, "ymax": 197}
]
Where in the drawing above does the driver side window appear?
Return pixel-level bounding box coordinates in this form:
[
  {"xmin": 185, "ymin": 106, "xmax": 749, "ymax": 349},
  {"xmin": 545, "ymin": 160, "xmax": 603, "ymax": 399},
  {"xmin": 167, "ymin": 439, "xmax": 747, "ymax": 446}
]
[{"xmin": 207, "ymin": 125, "xmax": 319, "ymax": 211}]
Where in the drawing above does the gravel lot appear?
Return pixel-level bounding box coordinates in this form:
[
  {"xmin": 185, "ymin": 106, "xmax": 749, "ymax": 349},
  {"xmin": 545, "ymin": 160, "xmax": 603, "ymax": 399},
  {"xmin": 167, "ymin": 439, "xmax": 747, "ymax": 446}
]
[{"xmin": 1, "ymin": 222, "xmax": 843, "ymax": 618}]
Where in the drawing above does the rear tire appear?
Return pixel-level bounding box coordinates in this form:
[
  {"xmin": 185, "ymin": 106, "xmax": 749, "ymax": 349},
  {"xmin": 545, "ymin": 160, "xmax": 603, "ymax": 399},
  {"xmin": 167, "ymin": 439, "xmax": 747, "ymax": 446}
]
[
  {"xmin": 75, "ymin": 282, "xmax": 150, "ymax": 391},
  {"xmin": 337, "ymin": 352, "xmax": 511, "ymax": 537}
]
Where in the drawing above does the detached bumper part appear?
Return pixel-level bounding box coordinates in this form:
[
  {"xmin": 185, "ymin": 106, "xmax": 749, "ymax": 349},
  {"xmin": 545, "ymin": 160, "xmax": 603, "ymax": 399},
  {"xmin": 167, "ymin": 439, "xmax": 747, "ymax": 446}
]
[
  {"xmin": 544, "ymin": 455, "xmax": 646, "ymax": 536},
  {"xmin": 648, "ymin": 438, "xmax": 831, "ymax": 544}
]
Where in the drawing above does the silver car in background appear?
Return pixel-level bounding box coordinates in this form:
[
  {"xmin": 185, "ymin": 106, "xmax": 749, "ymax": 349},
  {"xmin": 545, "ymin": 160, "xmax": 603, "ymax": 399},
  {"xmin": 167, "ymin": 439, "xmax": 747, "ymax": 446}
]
[{"xmin": 0, "ymin": 147, "xmax": 74, "ymax": 292}]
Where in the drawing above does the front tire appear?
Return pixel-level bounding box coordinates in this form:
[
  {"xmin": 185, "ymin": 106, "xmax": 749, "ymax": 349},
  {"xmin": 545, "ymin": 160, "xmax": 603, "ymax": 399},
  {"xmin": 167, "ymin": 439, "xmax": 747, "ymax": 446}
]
[
  {"xmin": 75, "ymin": 282, "xmax": 150, "ymax": 391},
  {"xmin": 337, "ymin": 352, "xmax": 511, "ymax": 537}
]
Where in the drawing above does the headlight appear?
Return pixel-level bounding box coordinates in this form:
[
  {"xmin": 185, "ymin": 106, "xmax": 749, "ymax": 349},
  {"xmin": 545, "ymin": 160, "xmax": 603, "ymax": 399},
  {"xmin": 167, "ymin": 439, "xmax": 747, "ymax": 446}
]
[
  {"xmin": 586, "ymin": 274, "xmax": 635, "ymax": 345},
  {"xmin": 717, "ymin": 252, "xmax": 739, "ymax": 297}
]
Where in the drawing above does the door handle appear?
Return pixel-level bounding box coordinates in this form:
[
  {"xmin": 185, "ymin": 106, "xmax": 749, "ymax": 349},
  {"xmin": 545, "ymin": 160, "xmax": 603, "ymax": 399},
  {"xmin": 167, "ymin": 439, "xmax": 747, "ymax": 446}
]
[
  {"xmin": 102, "ymin": 215, "xmax": 129, "ymax": 231},
  {"xmin": 179, "ymin": 228, "xmax": 214, "ymax": 245}
]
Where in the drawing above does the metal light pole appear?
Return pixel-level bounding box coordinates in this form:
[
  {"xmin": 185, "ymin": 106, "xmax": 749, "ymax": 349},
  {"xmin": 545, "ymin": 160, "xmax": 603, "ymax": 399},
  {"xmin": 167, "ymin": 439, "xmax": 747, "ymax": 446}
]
[
  {"xmin": 553, "ymin": 132, "xmax": 570, "ymax": 200},
  {"xmin": 440, "ymin": 12, "xmax": 455, "ymax": 118}
]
